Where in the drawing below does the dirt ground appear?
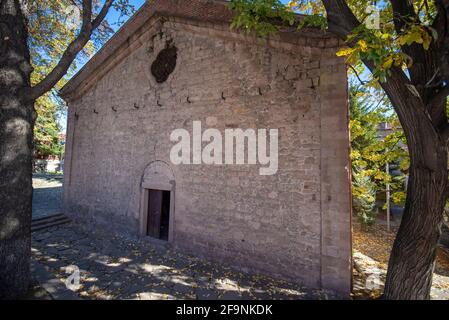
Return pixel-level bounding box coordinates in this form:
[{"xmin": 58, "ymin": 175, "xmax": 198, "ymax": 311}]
[{"xmin": 352, "ymin": 221, "xmax": 449, "ymax": 299}]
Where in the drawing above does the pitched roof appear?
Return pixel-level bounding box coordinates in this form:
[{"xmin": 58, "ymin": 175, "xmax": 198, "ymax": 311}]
[{"xmin": 60, "ymin": 0, "xmax": 334, "ymax": 99}]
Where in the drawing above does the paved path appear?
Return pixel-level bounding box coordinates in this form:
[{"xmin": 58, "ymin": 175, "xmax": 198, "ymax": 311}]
[
  {"xmin": 31, "ymin": 223, "xmax": 337, "ymax": 300},
  {"xmin": 32, "ymin": 175, "xmax": 63, "ymax": 220}
]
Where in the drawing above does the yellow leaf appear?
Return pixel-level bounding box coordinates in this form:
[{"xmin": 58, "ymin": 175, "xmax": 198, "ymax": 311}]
[
  {"xmin": 358, "ymin": 40, "xmax": 368, "ymax": 52},
  {"xmin": 382, "ymin": 56, "xmax": 393, "ymax": 69},
  {"xmin": 336, "ymin": 47, "xmax": 356, "ymax": 57}
]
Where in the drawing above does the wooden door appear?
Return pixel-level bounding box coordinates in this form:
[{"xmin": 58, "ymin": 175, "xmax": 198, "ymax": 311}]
[{"xmin": 147, "ymin": 190, "xmax": 163, "ymax": 238}]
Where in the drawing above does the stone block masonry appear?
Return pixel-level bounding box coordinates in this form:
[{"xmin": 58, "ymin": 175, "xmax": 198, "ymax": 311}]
[{"xmin": 61, "ymin": 0, "xmax": 351, "ymax": 296}]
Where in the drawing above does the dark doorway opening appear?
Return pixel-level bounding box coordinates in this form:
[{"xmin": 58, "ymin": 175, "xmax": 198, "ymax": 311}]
[{"xmin": 146, "ymin": 189, "xmax": 171, "ymax": 241}]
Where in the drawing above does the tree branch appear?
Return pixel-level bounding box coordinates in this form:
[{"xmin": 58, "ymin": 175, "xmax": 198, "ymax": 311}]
[
  {"xmin": 320, "ymin": 0, "xmax": 445, "ymax": 159},
  {"xmin": 320, "ymin": 0, "xmax": 423, "ymax": 121},
  {"xmin": 92, "ymin": 0, "xmax": 114, "ymax": 30},
  {"xmin": 390, "ymin": 0, "xmax": 441, "ymax": 98},
  {"xmin": 321, "ymin": 0, "xmax": 360, "ymax": 39},
  {"xmin": 25, "ymin": 0, "xmax": 115, "ymax": 101},
  {"xmin": 389, "ymin": 0, "xmax": 419, "ymax": 34},
  {"xmin": 320, "ymin": 0, "xmax": 430, "ymax": 132},
  {"xmin": 440, "ymin": 121, "xmax": 449, "ymax": 142},
  {"xmin": 348, "ymin": 64, "xmax": 367, "ymax": 85},
  {"xmin": 430, "ymin": 84, "xmax": 449, "ymax": 107},
  {"xmin": 433, "ymin": 0, "xmax": 449, "ymax": 81}
]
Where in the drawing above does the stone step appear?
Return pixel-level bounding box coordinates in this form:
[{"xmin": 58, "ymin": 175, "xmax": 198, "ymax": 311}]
[
  {"xmin": 32, "ymin": 213, "xmax": 64, "ymax": 223},
  {"xmin": 31, "ymin": 214, "xmax": 71, "ymax": 232}
]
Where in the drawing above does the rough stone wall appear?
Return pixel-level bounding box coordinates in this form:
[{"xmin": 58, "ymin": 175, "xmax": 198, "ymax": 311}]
[{"xmin": 63, "ymin": 18, "xmax": 351, "ymax": 294}]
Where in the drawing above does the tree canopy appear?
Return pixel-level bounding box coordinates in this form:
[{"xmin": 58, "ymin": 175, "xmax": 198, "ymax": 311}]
[
  {"xmin": 349, "ymin": 80, "xmax": 408, "ymax": 225},
  {"xmin": 230, "ymin": 1, "xmax": 448, "ymax": 103},
  {"xmin": 28, "ymin": 0, "xmax": 135, "ymax": 159}
]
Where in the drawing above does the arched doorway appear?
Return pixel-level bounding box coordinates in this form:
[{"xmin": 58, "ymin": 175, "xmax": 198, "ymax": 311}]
[{"xmin": 139, "ymin": 161, "xmax": 175, "ymax": 241}]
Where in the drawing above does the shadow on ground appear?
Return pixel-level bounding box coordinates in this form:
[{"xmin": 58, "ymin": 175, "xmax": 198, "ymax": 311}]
[{"xmin": 31, "ymin": 223, "xmax": 337, "ymax": 300}]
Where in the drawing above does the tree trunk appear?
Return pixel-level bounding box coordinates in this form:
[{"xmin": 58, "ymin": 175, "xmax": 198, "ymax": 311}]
[
  {"xmin": 383, "ymin": 113, "xmax": 448, "ymax": 299},
  {"xmin": 320, "ymin": 0, "xmax": 449, "ymax": 300},
  {"xmin": 0, "ymin": 0, "xmax": 34, "ymax": 298}
]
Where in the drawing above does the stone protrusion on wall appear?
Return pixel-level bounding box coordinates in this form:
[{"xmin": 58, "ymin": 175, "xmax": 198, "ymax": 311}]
[{"xmin": 318, "ymin": 57, "xmax": 351, "ymax": 296}]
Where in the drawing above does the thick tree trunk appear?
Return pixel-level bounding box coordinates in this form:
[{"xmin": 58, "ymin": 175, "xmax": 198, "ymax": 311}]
[
  {"xmin": 383, "ymin": 115, "xmax": 448, "ymax": 299},
  {"xmin": 321, "ymin": 0, "xmax": 449, "ymax": 300},
  {"xmin": 0, "ymin": 0, "xmax": 34, "ymax": 298}
]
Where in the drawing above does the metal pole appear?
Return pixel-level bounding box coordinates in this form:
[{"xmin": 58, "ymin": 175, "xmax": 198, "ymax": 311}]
[{"xmin": 386, "ymin": 162, "xmax": 391, "ymax": 232}]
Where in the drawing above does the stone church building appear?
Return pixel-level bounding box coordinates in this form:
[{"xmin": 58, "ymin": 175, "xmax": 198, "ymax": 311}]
[{"xmin": 60, "ymin": 0, "xmax": 352, "ymax": 295}]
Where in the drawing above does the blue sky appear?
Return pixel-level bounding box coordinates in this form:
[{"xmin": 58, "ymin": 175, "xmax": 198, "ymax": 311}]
[{"xmin": 106, "ymin": 0, "xmax": 146, "ymax": 32}]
